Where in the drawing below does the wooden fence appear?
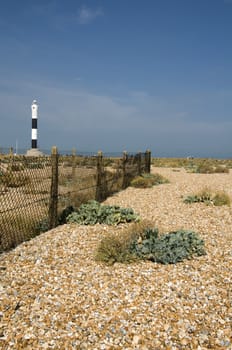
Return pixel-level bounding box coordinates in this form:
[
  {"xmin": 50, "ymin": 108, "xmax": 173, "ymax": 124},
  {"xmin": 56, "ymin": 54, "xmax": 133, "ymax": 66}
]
[{"xmin": 0, "ymin": 148, "xmax": 151, "ymax": 252}]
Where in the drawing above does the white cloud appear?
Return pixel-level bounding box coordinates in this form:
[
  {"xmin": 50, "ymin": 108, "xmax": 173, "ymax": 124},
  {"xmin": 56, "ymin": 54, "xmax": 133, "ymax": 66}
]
[
  {"xmin": 77, "ymin": 6, "xmax": 103, "ymax": 24},
  {"xmin": 17, "ymin": 3, "xmax": 103, "ymax": 31}
]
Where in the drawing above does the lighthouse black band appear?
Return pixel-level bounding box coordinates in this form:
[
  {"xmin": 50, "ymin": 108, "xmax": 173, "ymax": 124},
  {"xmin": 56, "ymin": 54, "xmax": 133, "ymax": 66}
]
[
  {"xmin": 32, "ymin": 140, "xmax": 37, "ymax": 148},
  {"xmin": 32, "ymin": 119, "xmax": 37, "ymax": 129}
]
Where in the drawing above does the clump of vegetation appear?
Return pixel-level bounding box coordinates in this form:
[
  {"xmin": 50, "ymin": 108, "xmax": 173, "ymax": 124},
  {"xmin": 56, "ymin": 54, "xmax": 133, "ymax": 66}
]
[
  {"xmin": 214, "ymin": 165, "xmax": 230, "ymax": 173},
  {"xmin": 130, "ymin": 173, "xmax": 169, "ymax": 188},
  {"xmin": 184, "ymin": 187, "xmax": 213, "ymax": 205},
  {"xmin": 58, "ymin": 205, "xmax": 75, "ymax": 224},
  {"xmin": 95, "ymin": 223, "xmax": 206, "ymax": 265},
  {"xmin": 34, "ymin": 210, "xmax": 78, "ymax": 236},
  {"xmin": 35, "ymin": 218, "xmax": 50, "ymax": 234},
  {"xmin": 152, "ymin": 158, "xmax": 189, "ymax": 168},
  {"xmin": 212, "ymin": 191, "xmax": 231, "ymax": 206},
  {"xmin": 152, "ymin": 157, "xmax": 232, "ymax": 171},
  {"xmin": 193, "ymin": 162, "xmax": 229, "ymax": 174},
  {"xmin": 184, "ymin": 187, "xmax": 231, "ymax": 206},
  {"xmin": 195, "ymin": 162, "xmax": 215, "ymax": 174},
  {"xmin": 131, "ymin": 228, "xmax": 206, "ymax": 264},
  {"xmin": 66, "ymin": 200, "xmax": 140, "ymax": 225},
  {"xmin": 95, "ymin": 235, "xmax": 134, "ymax": 265},
  {"xmin": 95, "ymin": 221, "xmax": 150, "ymax": 264}
]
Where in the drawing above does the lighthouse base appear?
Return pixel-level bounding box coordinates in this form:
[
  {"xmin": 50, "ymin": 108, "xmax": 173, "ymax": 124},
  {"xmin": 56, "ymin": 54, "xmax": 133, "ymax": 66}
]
[{"xmin": 26, "ymin": 148, "xmax": 44, "ymax": 157}]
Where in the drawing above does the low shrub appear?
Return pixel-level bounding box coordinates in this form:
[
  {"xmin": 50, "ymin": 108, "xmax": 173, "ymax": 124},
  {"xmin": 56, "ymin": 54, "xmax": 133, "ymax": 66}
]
[
  {"xmin": 195, "ymin": 163, "xmax": 229, "ymax": 174},
  {"xmin": 212, "ymin": 191, "xmax": 231, "ymax": 206},
  {"xmin": 66, "ymin": 200, "xmax": 140, "ymax": 225},
  {"xmin": 184, "ymin": 187, "xmax": 231, "ymax": 206},
  {"xmin": 130, "ymin": 173, "xmax": 169, "ymax": 188},
  {"xmin": 95, "ymin": 222, "xmax": 149, "ymax": 265},
  {"xmin": 95, "ymin": 223, "xmax": 206, "ymax": 265},
  {"xmin": 95, "ymin": 235, "xmax": 133, "ymax": 265},
  {"xmin": 130, "ymin": 176, "xmax": 151, "ymax": 188},
  {"xmin": 153, "ymin": 157, "xmax": 232, "ymax": 169},
  {"xmin": 184, "ymin": 187, "xmax": 213, "ymax": 205},
  {"xmin": 214, "ymin": 166, "xmax": 229, "ymax": 173},
  {"xmin": 195, "ymin": 163, "xmax": 215, "ymax": 174}
]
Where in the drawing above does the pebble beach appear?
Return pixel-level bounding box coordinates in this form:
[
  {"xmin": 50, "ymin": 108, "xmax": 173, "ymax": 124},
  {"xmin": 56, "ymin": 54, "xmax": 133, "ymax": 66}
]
[{"xmin": 0, "ymin": 167, "xmax": 232, "ymax": 349}]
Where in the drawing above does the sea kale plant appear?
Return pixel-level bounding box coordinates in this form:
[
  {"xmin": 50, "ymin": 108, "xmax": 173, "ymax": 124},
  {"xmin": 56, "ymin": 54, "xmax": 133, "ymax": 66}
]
[
  {"xmin": 95, "ymin": 223, "xmax": 206, "ymax": 265},
  {"xmin": 66, "ymin": 200, "xmax": 140, "ymax": 225},
  {"xmin": 130, "ymin": 228, "xmax": 206, "ymax": 264}
]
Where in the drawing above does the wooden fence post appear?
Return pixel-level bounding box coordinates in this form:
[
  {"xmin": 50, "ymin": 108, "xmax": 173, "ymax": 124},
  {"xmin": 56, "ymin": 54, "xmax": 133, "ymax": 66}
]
[
  {"xmin": 96, "ymin": 151, "xmax": 103, "ymax": 202},
  {"xmin": 145, "ymin": 149, "xmax": 151, "ymax": 173},
  {"xmin": 122, "ymin": 151, "xmax": 128, "ymax": 189},
  {"xmin": 72, "ymin": 148, "xmax": 76, "ymax": 181},
  {"xmin": 137, "ymin": 152, "xmax": 142, "ymax": 175},
  {"xmin": 49, "ymin": 146, "xmax": 59, "ymax": 229}
]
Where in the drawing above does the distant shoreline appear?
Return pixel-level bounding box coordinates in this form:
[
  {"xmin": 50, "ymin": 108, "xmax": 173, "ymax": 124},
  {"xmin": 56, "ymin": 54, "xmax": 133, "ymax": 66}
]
[{"xmin": 0, "ymin": 147, "xmax": 231, "ymax": 159}]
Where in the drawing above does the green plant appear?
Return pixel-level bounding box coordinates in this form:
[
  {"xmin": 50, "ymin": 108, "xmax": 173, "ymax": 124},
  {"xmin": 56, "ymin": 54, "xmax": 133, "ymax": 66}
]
[
  {"xmin": 183, "ymin": 195, "xmax": 200, "ymax": 204},
  {"xmin": 66, "ymin": 200, "xmax": 140, "ymax": 225},
  {"xmin": 195, "ymin": 163, "xmax": 215, "ymax": 174},
  {"xmin": 212, "ymin": 191, "xmax": 231, "ymax": 206},
  {"xmin": 184, "ymin": 187, "xmax": 213, "ymax": 204},
  {"xmin": 130, "ymin": 176, "xmax": 151, "ymax": 188},
  {"xmin": 95, "ymin": 224, "xmax": 206, "ymax": 265},
  {"xmin": 195, "ymin": 162, "xmax": 229, "ymax": 174},
  {"xmin": 130, "ymin": 173, "xmax": 169, "ymax": 188},
  {"xmin": 184, "ymin": 187, "xmax": 230, "ymax": 206},
  {"xmin": 130, "ymin": 229, "xmax": 206, "ymax": 264},
  {"xmin": 34, "ymin": 218, "xmax": 50, "ymax": 233},
  {"xmin": 151, "ymin": 157, "xmax": 231, "ymax": 172},
  {"xmin": 58, "ymin": 205, "xmax": 75, "ymax": 224}
]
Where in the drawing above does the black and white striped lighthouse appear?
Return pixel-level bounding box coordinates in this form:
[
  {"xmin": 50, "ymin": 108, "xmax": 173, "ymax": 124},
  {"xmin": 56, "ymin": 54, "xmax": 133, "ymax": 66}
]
[
  {"xmin": 31, "ymin": 99, "xmax": 38, "ymax": 149},
  {"xmin": 26, "ymin": 99, "xmax": 43, "ymax": 156}
]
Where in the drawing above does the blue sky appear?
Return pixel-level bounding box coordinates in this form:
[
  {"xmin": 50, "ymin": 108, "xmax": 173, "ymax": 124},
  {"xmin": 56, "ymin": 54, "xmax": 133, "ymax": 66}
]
[{"xmin": 0, "ymin": 0, "xmax": 232, "ymax": 157}]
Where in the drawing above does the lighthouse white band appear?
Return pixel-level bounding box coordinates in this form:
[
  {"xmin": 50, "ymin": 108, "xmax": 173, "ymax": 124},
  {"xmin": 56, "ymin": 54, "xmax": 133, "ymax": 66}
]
[{"xmin": 31, "ymin": 129, "xmax": 37, "ymax": 140}]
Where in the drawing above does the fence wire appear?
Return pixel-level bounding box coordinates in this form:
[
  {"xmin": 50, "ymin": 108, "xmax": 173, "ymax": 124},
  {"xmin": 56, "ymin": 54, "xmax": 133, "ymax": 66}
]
[
  {"xmin": 0, "ymin": 150, "xmax": 151, "ymax": 252},
  {"xmin": 0, "ymin": 155, "xmax": 51, "ymax": 251}
]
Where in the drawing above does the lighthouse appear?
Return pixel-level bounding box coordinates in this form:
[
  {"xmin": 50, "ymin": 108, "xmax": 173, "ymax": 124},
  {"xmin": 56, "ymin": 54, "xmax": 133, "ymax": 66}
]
[
  {"xmin": 26, "ymin": 99, "xmax": 43, "ymax": 156},
  {"xmin": 31, "ymin": 99, "xmax": 38, "ymax": 149}
]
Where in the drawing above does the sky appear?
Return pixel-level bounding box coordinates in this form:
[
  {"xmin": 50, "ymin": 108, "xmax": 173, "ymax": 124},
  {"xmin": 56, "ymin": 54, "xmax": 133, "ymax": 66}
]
[{"xmin": 0, "ymin": 0, "xmax": 232, "ymax": 158}]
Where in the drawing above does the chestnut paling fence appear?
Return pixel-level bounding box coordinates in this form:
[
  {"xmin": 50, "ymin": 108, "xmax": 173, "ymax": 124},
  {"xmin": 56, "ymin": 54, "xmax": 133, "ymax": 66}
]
[{"xmin": 0, "ymin": 148, "xmax": 151, "ymax": 252}]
